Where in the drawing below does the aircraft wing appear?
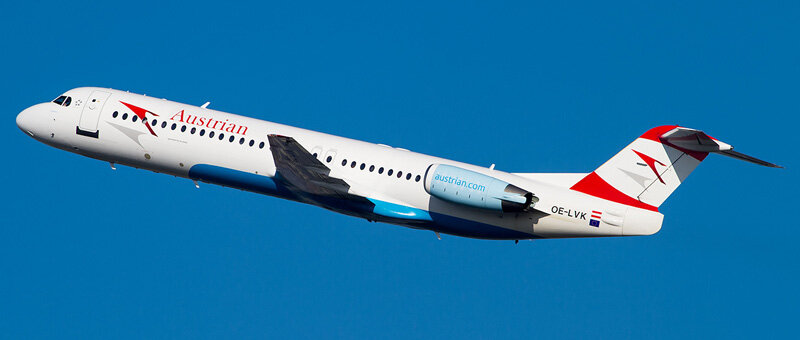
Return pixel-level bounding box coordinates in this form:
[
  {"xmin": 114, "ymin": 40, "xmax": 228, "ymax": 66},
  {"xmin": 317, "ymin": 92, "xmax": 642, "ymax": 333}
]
[
  {"xmin": 267, "ymin": 134, "xmax": 431, "ymax": 222},
  {"xmin": 268, "ymin": 134, "xmax": 360, "ymax": 200}
]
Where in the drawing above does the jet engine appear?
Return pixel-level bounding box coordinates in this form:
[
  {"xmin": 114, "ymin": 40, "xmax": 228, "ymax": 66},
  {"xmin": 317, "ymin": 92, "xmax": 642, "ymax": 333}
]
[{"xmin": 423, "ymin": 164, "xmax": 537, "ymax": 212}]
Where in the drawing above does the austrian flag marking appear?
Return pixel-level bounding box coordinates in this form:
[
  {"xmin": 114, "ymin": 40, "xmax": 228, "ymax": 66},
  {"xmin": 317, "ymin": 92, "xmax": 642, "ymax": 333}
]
[{"xmin": 589, "ymin": 210, "xmax": 602, "ymax": 227}]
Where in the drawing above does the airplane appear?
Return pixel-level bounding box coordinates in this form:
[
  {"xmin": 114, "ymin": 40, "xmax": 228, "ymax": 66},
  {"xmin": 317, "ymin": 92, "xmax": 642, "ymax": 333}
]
[{"xmin": 16, "ymin": 87, "xmax": 781, "ymax": 241}]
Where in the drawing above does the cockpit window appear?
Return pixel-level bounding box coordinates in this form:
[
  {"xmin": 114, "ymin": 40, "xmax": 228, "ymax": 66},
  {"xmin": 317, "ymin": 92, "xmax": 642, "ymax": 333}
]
[{"xmin": 51, "ymin": 95, "xmax": 72, "ymax": 107}]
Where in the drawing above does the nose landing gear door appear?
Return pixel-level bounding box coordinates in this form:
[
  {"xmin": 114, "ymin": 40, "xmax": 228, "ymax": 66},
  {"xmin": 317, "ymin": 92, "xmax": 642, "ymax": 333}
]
[{"xmin": 76, "ymin": 90, "xmax": 111, "ymax": 138}]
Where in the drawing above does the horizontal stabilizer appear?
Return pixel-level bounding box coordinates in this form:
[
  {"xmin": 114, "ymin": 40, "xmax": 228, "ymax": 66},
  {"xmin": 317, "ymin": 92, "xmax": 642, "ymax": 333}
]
[
  {"xmin": 660, "ymin": 127, "xmax": 782, "ymax": 168},
  {"xmin": 718, "ymin": 150, "xmax": 783, "ymax": 168},
  {"xmin": 660, "ymin": 127, "xmax": 732, "ymax": 152}
]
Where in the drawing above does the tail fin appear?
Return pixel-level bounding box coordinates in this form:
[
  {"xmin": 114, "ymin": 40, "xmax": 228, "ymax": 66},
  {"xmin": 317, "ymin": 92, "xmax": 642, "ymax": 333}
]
[{"xmin": 570, "ymin": 125, "xmax": 781, "ymax": 211}]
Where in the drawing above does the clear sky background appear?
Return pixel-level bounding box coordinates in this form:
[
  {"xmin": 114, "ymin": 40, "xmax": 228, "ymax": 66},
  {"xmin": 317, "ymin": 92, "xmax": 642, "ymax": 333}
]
[{"xmin": 2, "ymin": 1, "xmax": 798, "ymax": 338}]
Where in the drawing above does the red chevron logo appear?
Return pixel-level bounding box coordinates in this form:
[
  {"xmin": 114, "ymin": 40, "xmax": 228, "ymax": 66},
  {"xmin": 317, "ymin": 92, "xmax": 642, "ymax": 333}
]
[
  {"xmin": 632, "ymin": 149, "xmax": 666, "ymax": 184},
  {"xmin": 120, "ymin": 101, "xmax": 159, "ymax": 136}
]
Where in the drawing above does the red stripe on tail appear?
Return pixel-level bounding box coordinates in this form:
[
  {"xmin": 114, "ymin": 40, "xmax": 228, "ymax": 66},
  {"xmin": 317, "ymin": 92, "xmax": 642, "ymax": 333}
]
[
  {"xmin": 639, "ymin": 125, "xmax": 709, "ymax": 161},
  {"xmin": 570, "ymin": 172, "xmax": 659, "ymax": 212}
]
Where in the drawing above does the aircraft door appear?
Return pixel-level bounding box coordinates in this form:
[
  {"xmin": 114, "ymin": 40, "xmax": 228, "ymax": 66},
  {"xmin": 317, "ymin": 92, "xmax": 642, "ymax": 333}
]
[{"xmin": 77, "ymin": 90, "xmax": 111, "ymax": 138}]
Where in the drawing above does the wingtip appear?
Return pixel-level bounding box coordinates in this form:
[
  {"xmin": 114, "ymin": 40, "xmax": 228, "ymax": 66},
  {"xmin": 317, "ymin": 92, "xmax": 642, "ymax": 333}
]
[{"xmin": 717, "ymin": 149, "xmax": 782, "ymax": 168}]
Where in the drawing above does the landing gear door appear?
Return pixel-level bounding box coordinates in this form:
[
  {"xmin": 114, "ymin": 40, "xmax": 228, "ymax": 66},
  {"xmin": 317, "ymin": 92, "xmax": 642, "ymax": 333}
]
[{"xmin": 77, "ymin": 90, "xmax": 111, "ymax": 137}]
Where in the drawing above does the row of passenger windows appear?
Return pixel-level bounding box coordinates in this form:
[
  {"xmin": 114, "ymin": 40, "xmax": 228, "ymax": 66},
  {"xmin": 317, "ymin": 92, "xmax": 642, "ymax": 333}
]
[
  {"xmin": 111, "ymin": 110, "xmax": 267, "ymax": 149},
  {"xmin": 112, "ymin": 109, "xmax": 421, "ymax": 183},
  {"xmin": 332, "ymin": 157, "xmax": 421, "ymax": 182}
]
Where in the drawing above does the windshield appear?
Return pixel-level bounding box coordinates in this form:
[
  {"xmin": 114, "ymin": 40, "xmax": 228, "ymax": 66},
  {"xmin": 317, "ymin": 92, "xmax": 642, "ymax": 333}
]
[{"xmin": 51, "ymin": 95, "xmax": 72, "ymax": 107}]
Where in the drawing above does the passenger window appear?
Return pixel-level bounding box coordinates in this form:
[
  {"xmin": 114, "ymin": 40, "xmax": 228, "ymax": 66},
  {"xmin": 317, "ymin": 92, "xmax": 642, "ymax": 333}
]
[
  {"xmin": 406, "ymin": 173, "xmax": 412, "ymax": 180},
  {"xmin": 259, "ymin": 141, "xmax": 265, "ymax": 149},
  {"xmin": 249, "ymin": 139, "xmax": 255, "ymax": 147},
  {"xmin": 350, "ymin": 161, "xmax": 356, "ymax": 168},
  {"xmin": 239, "ymin": 138, "xmax": 245, "ymax": 145},
  {"xmin": 52, "ymin": 96, "xmax": 66, "ymax": 105},
  {"xmin": 360, "ymin": 163, "xmax": 365, "ymax": 170},
  {"xmin": 180, "ymin": 125, "xmax": 186, "ymax": 132},
  {"xmin": 171, "ymin": 123, "xmax": 177, "ymax": 130},
  {"xmin": 369, "ymin": 165, "xmax": 375, "ymax": 172},
  {"xmin": 122, "ymin": 113, "xmax": 128, "ymax": 120},
  {"xmin": 387, "ymin": 169, "xmax": 393, "ymax": 176},
  {"xmin": 342, "ymin": 159, "xmax": 347, "ymax": 166},
  {"xmin": 191, "ymin": 127, "xmax": 196, "ymax": 134},
  {"xmin": 161, "ymin": 122, "xmax": 167, "ymax": 128},
  {"xmin": 219, "ymin": 133, "xmax": 225, "ymax": 140},
  {"xmin": 132, "ymin": 115, "xmax": 138, "ymax": 122},
  {"xmin": 326, "ymin": 156, "xmax": 332, "ymax": 163},
  {"xmin": 112, "ymin": 111, "xmax": 118, "ymax": 118},
  {"xmin": 415, "ymin": 175, "xmax": 421, "ymax": 182},
  {"xmin": 397, "ymin": 171, "xmax": 403, "ymax": 178},
  {"xmin": 379, "ymin": 167, "xmax": 384, "ymax": 174},
  {"xmin": 200, "ymin": 129, "xmax": 206, "ymax": 136},
  {"xmin": 151, "ymin": 119, "xmax": 157, "ymax": 126},
  {"xmin": 229, "ymin": 135, "xmax": 235, "ymax": 143},
  {"xmin": 209, "ymin": 131, "xmax": 215, "ymax": 138}
]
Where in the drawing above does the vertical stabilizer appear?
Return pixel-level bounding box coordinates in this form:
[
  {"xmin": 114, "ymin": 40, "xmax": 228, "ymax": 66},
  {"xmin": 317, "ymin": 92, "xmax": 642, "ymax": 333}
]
[
  {"xmin": 570, "ymin": 126, "xmax": 707, "ymax": 211},
  {"xmin": 570, "ymin": 125, "xmax": 780, "ymax": 211}
]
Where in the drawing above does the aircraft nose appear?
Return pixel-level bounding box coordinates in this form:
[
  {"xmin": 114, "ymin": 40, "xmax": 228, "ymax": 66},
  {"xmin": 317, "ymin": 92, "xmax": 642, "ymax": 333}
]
[{"xmin": 16, "ymin": 106, "xmax": 37, "ymax": 137}]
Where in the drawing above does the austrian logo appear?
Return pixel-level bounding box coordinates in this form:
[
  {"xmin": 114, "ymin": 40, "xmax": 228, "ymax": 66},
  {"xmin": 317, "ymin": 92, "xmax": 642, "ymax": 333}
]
[
  {"xmin": 117, "ymin": 101, "xmax": 250, "ymax": 138},
  {"xmin": 632, "ymin": 149, "xmax": 666, "ymax": 184},
  {"xmin": 120, "ymin": 101, "xmax": 159, "ymax": 136},
  {"xmin": 169, "ymin": 110, "xmax": 249, "ymax": 136}
]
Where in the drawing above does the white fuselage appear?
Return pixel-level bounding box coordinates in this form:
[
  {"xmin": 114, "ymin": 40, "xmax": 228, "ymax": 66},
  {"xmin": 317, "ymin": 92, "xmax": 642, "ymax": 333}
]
[{"xmin": 16, "ymin": 87, "xmax": 664, "ymax": 240}]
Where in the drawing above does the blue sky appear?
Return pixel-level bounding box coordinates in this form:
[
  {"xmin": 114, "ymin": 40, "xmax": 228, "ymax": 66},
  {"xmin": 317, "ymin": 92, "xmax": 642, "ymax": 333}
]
[{"xmin": 2, "ymin": 1, "xmax": 798, "ymax": 338}]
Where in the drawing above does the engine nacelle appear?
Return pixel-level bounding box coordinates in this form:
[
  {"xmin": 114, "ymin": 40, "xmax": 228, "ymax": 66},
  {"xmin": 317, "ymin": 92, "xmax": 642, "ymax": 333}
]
[{"xmin": 423, "ymin": 164, "xmax": 537, "ymax": 212}]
